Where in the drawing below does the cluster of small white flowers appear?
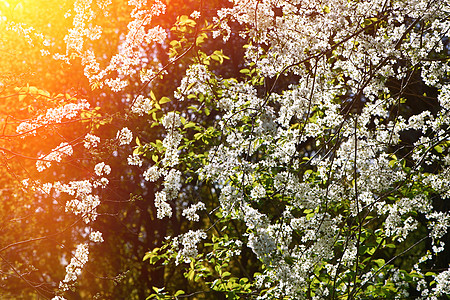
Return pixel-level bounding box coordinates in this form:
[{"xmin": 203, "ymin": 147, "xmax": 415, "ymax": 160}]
[
  {"xmin": 66, "ymin": 194, "xmax": 100, "ymax": 224},
  {"xmin": 127, "ymin": 153, "xmax": 143, "ymax": 166},
  {"xmin": 161, "ymin": 112, "xmax": 181, "ymax": 129},
  {"xmin": 161, "ymin": 112, "xmax": 183, "ymax": 169},
  {"xmin": 103, "ymin": 1, "xmax": 166, "ymax": 91},
  {"xmin": 173, "ymin": 230, "xmax": 207, "ymax": 264},
  {"xmin": 381, "ymin": 197, "xmax": 427, "ymax": 242},
  {"xmin": 182, "ymin": 202, "xmax": 206, "ymax": 222},
  {"xmin": 116, "ymin": 127, "xmax": 133, "ymax": 145},
  {"xmin": 161, "ymin": 132, "xmax": 182, "ymax": 167},
  {"xmin": 64, "ymin": 0, "xmax": 96, "ymax": 55},
  {"xmin": 190, "ymin": 10, "xmax": 200, "ymax": 19},
  {"xmin": 217, "ymin": 184, "xmax": 240, "ymax": 216},
  {"xmin": 162, "ymin": 169, "xmax": 181, "ymax": 199},
  {"xmin": 96, "ymin": 0, "xmax": 111, "ymax": 12},
  {"xmin": 6, "ymin": 21, "xmax": 43, "ymax": 46},
  {"xmin": 59, "ymin": 243, "xmax": 89, "ymax": 291},
  {"xmin": 84, "ymin": 133, "xmax": 100, "ymax": 149},
  {"xmin": 224, "ymin": 239, "xmax": 243, "ymax": 257},
  {"xmin": 94, "ymin": 162, "xmax": 111, "ymax": 176},
  {"xmin": 16, "ymin": 100, "xmax": 90, "ymax": 136},
  {"xmin": 426, "ymin": 212, "xmax": 450, "ymax": 240},
  {"xmin": 41, "ymin": 182, "xmax": 53, "ymax": 194},
  {"xmin": 250, "ymin": 184, "xmax": 266, "ymax": 199},
  {"xmin": 143, "ymin": 165, "xmax": 161, "ymax": 181},
  {"xmin": 139, "ymin": 110, "xmax": 188, "ymax": 222},
  {"xmin": 60, "ymin": 0, "xmax": 166, "ymax": 91},
  {"xmin": 438, "ymin": 84, "xmax": 450, "ymax": 110},
  {"xmin": 95, "ymin": 177, "xmax": 109, "ymax": 188},
  {"xmin": 105, "ymin": 78, "xmax": 128, "ymax": 92},
  {"xmin": 432, "ymin": 268, "xmax": 450, "ymax": 296},
  {"xmin": 89, "ymin": 231, "xmax": 104, "ymax": 243},
  {"xmin": 30, "ymin": 159, "xmax": 109, "ymax": 296},
  {"xmin": 131, "ymin": 95, "xmax": 152, "ymax": 116},
  {"xmin": 140, "ymin": 68, "xmax": 156, "ymax": 83},
  {"xmin": 154, "ymin": 191, "xmax": 172, "ymax": 219},
  {"xmin": 36, "ymin": 142, "xmax": 74, "ymax": 172},
  {"xmin": 174, "ymin": 64, "xmax": 211, "ymax": 100},
  {"xmin": 247, "ymin": 231, "xmax": 277, "ymax": 264},
  {"xmin": 242, "ymin": 204, "xmax": 268, "ymax": 230},
  {"xmin": 44, "ymin": 179, "xmax": 106, "ymax": 224}
]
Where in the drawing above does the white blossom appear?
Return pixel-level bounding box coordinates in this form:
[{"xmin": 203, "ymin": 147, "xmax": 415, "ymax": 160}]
[
  {"xmin": 89, "ymin": 231, "xmax": 104, "ymax": 243},
  {"xmin": 59, "ymin": 243, "xmax": 89, "ymax": 291},
  {"xmin": 144, "ymin": 165, "xmax": 161, "ymax": 181},
  {"xmin": 433, "ymin": 268, "xmax": 450, "ymax": 296},
  {"xmin": 182, "ymin": 202, "xmax": 206, "ymax": 222},
  {"xmin": 36, "ymin": 142, "xmax": 73, "ymax": 172},
  {"xmin": 174, "ymin": 230, "xmax": 207, "ymax": 264},
  {"xmin": 116, "ymin": 127, "xmax": 133, "ymax": 145},
  {"xmin": 162, "ymin": 112, "xmax": 181, "ymax": 129},
  {"xmin": 154, "ymin": 191, "xmax": 172, "ymax": 219},
  {"xmin": 94, "ymin": 162, "xmax": 111, "ymax": 176},
  {"xmin": 84, "ymin": 133, "xmax": 100, "ymax": 149},
  {"xmin": 127, "ymin": 153, "xmax": 143, "ymax": 166},
  {"xmin": 190, "ymin": 10, "xmax": 200, "ymax": 19},
  {"xmin": 131, "ymin": 95, "xmax": 152, "ymax": 116}
]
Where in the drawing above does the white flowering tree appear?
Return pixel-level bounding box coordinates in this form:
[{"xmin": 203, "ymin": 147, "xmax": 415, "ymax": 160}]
[
  {"xmin": 142, "ymin": 0, "xmax": 450, "ymax": 298},
  {"xmin": 1, "ymin": 0, "xmax": 450, "ymax": 299}
]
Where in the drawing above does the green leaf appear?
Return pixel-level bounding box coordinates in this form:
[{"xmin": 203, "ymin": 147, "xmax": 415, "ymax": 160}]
[
  {"xmin": 187, "ymin": 269, "xmax": 195, "ymax": 281},
  {"xmin": 150, "ymin": 90, "xmax": 156, "ymax": 101},
  {"xmin": 222, "ymin": 271, "xmax": 231, "ymax": 278},
  {"xmin": 434, "ymin": 144, "xmax": 443, "ymax": 153},
  {"xmin": 143, "ymin": 252, "xmax": 152, "ymax": 261},
  {"xmin": 373, "ymin": 258, "xmax": 385, "ymax": 268},
  {"xmin": 184, "ymin": 121, "xmax": 197, "ymax": 129},
  {"xmin": 159, "ymin": 97, "xmax": 171, "ymax": 104}
]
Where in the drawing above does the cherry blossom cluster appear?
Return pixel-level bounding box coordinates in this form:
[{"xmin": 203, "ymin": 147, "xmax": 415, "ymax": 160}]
[
  {"xmin": 116, "ymin": 127, "xmax": 133, "ymax": 145},
  {"xmin": 16, "ymin": 100, "xmax": 90, "ymax": 136},
  {"xmin": 4, "ymin": 21, "xmax": 47, "ymax": 48},
  {"xmin": 131, "ymin": 94, "xmax": 153, "ymax": 116},
  {"xmin": 182, "ymin": 202, "xmax": 206, "ymax": 222},
  {"xmin": 172, "ymin": 230, "xmax": 207, "ymax": 265},
  {"xmin": 58, "ymin": 243, "xmax": 89, "ymax": 292},
  {"xmin": 61, "ymin": 0, "xmax": 167, "ymax": 91},
  {"xmin": 36, "ymin": 142, "xmax": 74, "ymax": 172},
  {"xmin": 144, "ymin": 112, "xmax": 184, "ymax": 219},
  {"xmin": 83, "ymin": 133, "xmax": 100, "ymax": 149},
  {"xmin": 89, "ymin": 230, "xmax": 104, "ymax": 243},
  {"xmin": 43, "ymin": 161, "xmax": 110, "ymax": 300},
  {"xmin": 36, "ymin": 160, "xmax": 111, "ymax": 225}
]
